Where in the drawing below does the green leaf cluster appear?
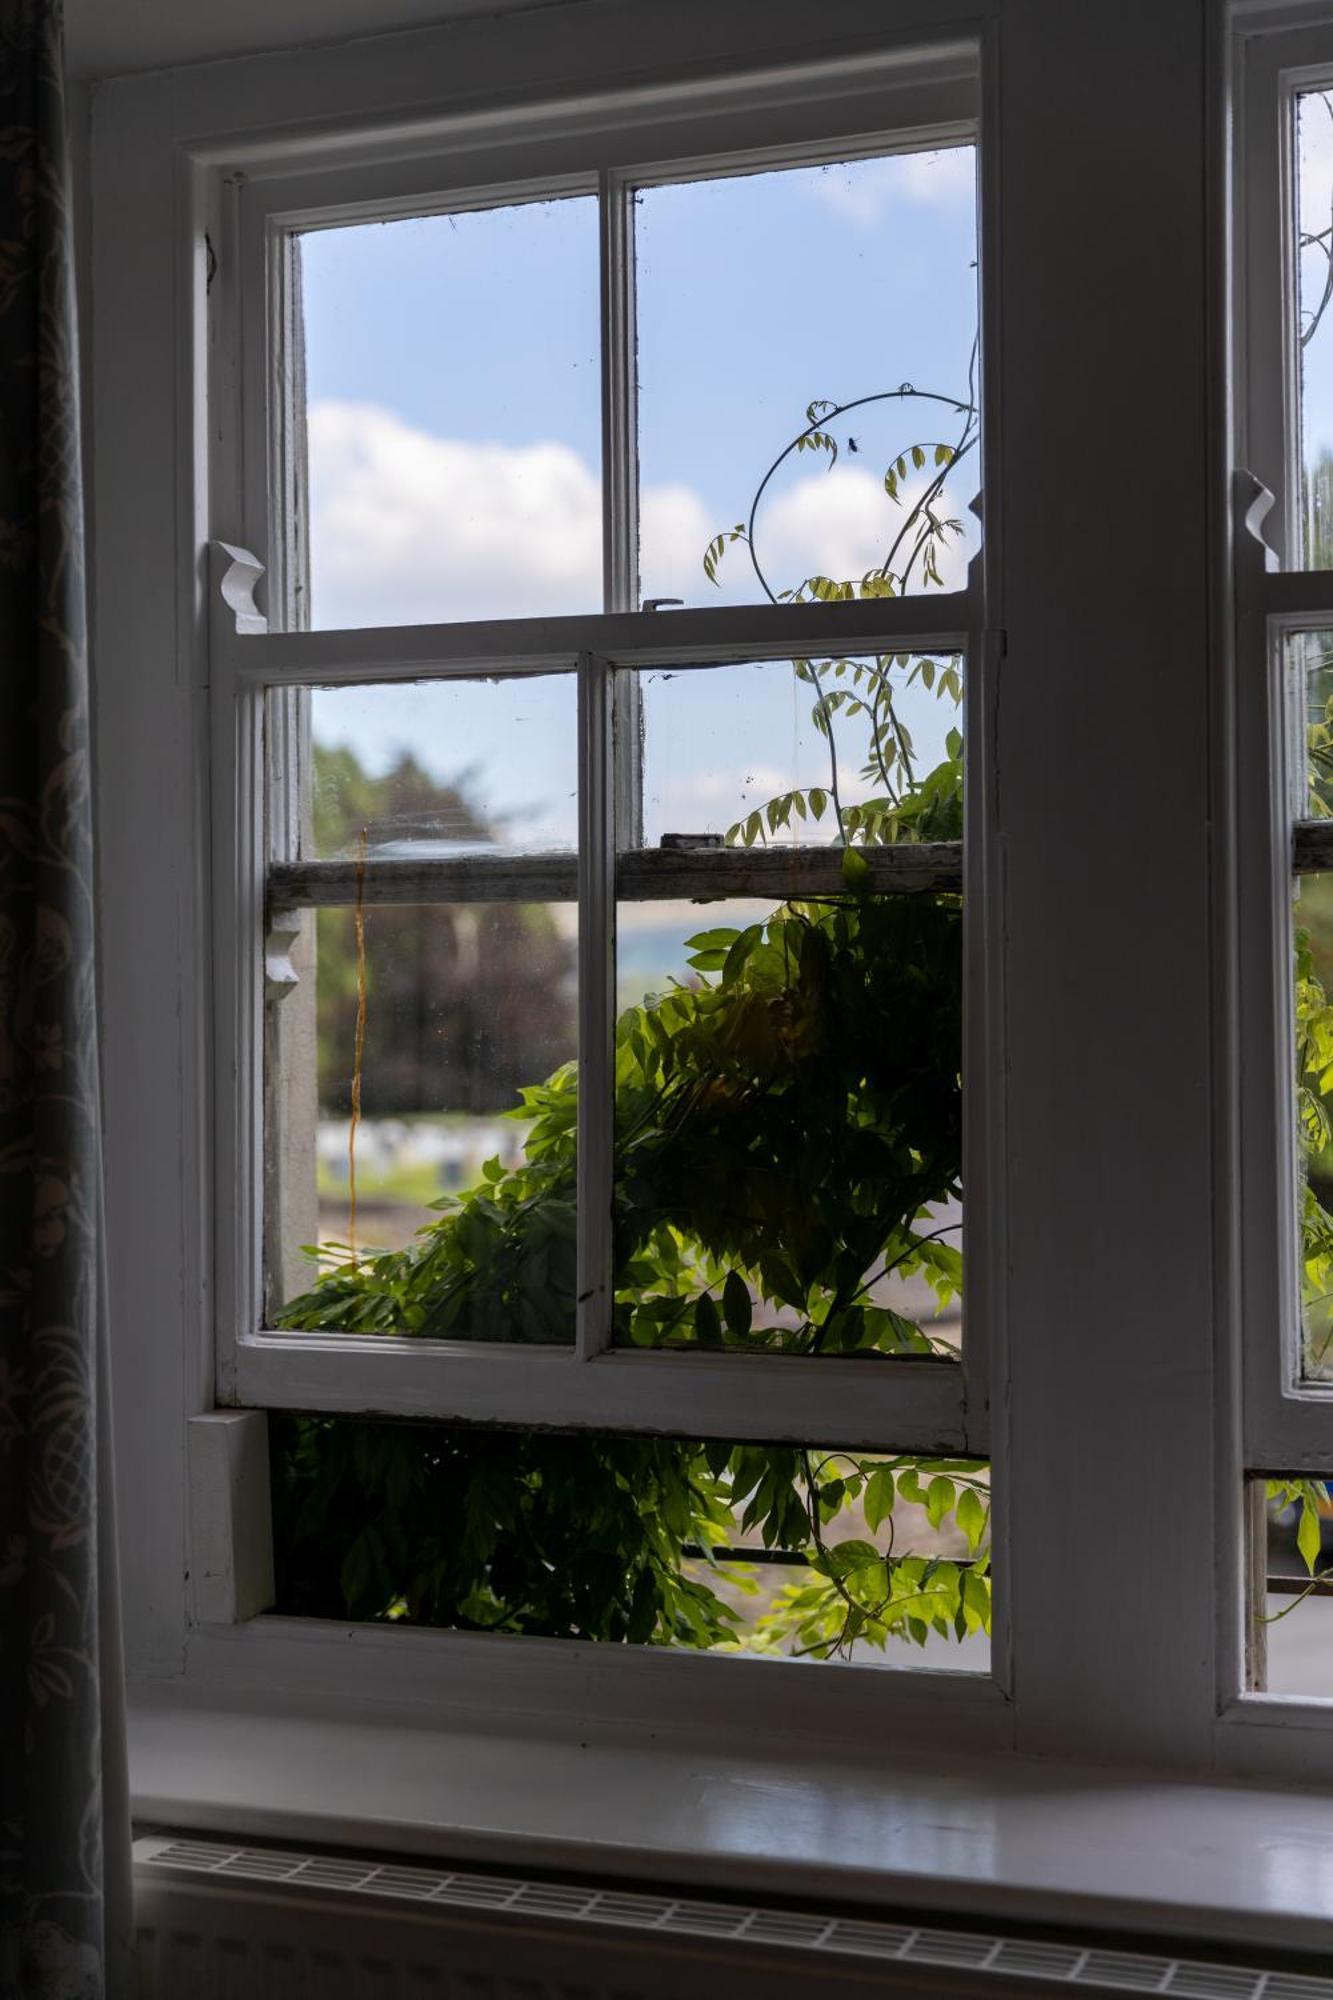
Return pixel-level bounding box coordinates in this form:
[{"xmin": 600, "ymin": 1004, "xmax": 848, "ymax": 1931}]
[{"xmin": 273, "ymin": 386, "xmax": 990, "ymax": 1657}]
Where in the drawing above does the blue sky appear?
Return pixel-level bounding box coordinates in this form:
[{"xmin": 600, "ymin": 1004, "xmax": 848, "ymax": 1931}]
[
  {"xmin": 300, "ymin": 145, "xmax": 979, "ymax": 857},
  {"xmin": 1301, "ymin": 91, "xmax": 1333, "ymax": 554}
]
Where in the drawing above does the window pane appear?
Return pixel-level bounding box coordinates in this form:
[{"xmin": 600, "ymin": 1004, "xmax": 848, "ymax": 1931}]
[
  {"xmin": 1294, "ymin": 871, "xmax": 1333, "ymax": 1383},
  {"xmin": 268, "ymin": 673, "xmax": 580, "ymax": 1332},
  {"xmin": 636, "ymin": 649, "xmax": 963, "ymax": 848},
  {"xmin": 1253, "ymin": 1474, "xmax": 1333, "ymax": 1697},
  {"xmin": 636, "ymin": 147, "xmax": 979, "ymax": 609},
  {"xmin": 1299, "ymin": 91, "xmax": 1333, "ymax": 567},
  {"xmin": 270, "ymin": 1412, "xmax": 990, "ymax": 1669},
  {"xmin": 614, "ymin": 651, "xmax": 963, "ymax": 1358},
  {"xmin": 1294, "ymin": 632, "xmax": 1333, "ymax": 1381},
  {"xmin": 270, "ymin": 900, "xmax": 578, "ymax": 1335},
  {"xmin": 298, "ymin": 197, "xmax": 601, "ymax": 628},
  {"xmin": 302, "ymin": 675, "xmax": 579, "ymax": 858}
]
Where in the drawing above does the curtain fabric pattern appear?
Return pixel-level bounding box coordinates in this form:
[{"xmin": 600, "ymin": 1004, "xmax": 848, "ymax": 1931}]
[{"xmin": 0, "ymin": 2, "xmax": 129, "ymax": 1994}]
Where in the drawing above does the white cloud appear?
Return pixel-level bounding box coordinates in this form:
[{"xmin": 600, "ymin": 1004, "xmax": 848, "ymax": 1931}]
[
  {"xmin": 307, "ymin": 402, "xmax": 712, "ymax": 627},
  {"xmin": 308, "ymin": 403, "xmax": 599, "ymax": 625},
  {"xmin": 638, "ymin": 484, "xmax": 714, "ymax": 598},
  {"xmin": 759, "ymin": 464, "xmax": 974, "ymax": 594},
  {"xmin": 807, "ymin": 148, "xmax": 975, "ymax": 227},
  {"xmin": 305, "ymin": 402, "xmax": 971, "ymax": 631}
]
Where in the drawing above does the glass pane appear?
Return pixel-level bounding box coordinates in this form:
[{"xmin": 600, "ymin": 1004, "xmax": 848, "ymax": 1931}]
[
  {"xmin": 1294, "ymin": 871, "xmax": 1333, "ymax": 1382},
  {"xmin": 303, "ymin": 675, "xmax": 579, "ymax": 858},
  {"xmin": 1254, "ymin": 1475, "xmax": 1333, "ymax": 1697},
  {"xmin": 1299, "ymin": 91, "xmax": 1333, "ymax": 566},
  {"xmin": 638, "ymin": 649, "xmax": 962, "ymax": 848},
  {"xmin": 271, "ymin": 1412, "xmax": 991, "ymax": 1669},
  {"xmin": 271, "ymin": 900, "xmax": 578, "ymax": 1336},
  {"xmin": 636, "ymin": 147, "xmax": 979, "ymax": 609},
  {"xmin": 268, "ymin": 672, "xmax": 581, "ymax": 1330},
  {"xmin": 1294, "ymin": 631, "xmax": 1333, "ymax": 1381},
  {"xmin": 614, "ymin": 651, "xmax": 963, "ymax": 1357},
  {"xmin": 299, "ymin": 196, "xmax": 601, "ymax": 627}
]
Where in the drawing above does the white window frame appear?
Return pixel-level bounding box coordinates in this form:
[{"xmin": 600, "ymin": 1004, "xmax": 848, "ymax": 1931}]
[
  {"xmin": 93, "ymin": 0, "xmax": 1333, "ymax": 1878},
  {"xmin": 1233, "ymin": 22, "xmax": 1333, "ymax": 1549},
  {"xmin": 211, "ymin": 52, "xmax": 991, "ymax": 1456},
  {"xmin": 96, "ymin": 16, "xmax": 1013, "ymax": 1750}
]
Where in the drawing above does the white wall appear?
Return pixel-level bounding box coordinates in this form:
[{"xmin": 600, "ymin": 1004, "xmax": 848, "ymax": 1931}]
[{"xmin": 65, "ymin": 0, "xmax": 571, "ymax": 80}]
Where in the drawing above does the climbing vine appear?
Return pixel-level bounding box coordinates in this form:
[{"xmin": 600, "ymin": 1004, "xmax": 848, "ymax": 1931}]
[{"xmin": 269, "ymin": 372, "xmax": 985, "ymax": 1656}]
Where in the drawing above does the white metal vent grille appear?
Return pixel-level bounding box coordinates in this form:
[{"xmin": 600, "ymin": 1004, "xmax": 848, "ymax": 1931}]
[{"xmin": 134, "ymin": 1836, "xmax": 1333, "ymax": 1999}]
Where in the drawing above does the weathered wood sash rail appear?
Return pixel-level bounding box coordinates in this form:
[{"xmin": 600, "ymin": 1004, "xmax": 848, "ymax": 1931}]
[
  {"xmin": 1294, "ymin": 821, "xmax": 1333, "ymax": 875},
  {"xmin": 268, "ymin": 840, "xmax": 965, "ymax": 911}
]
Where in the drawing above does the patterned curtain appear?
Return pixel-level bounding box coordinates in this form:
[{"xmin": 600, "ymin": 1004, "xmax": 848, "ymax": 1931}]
[{"xmin": 0, "ymin": 2, "xmax": 132, "ymax": 1994}]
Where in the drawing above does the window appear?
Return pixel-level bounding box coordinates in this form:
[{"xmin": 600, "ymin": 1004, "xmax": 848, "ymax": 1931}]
[
  {"xmin": 209, "ymin": 66, "xmax": 993, "ymax": 1668},
  {"xmin": 1237, "ymin": 24, "xmax": 1333, "ymax": 1705},
  {"xmin": 97, "ymin": 0, "xmax": 1333, "ymax": 1863}
]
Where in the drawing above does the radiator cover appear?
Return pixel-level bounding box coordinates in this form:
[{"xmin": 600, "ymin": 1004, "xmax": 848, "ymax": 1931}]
[{"xmin": 133, "ymin": 1835, "xmax": 1333, "ymax": 2000}]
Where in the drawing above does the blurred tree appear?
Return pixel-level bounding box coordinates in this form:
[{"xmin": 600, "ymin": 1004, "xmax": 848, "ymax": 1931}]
[{"xmin": 311, "ymin": 744, "xmax": 576, "ymax": 1117}]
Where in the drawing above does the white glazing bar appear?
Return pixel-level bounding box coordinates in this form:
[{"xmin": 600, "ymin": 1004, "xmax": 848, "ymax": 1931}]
[
  {"xmin": 214, "ymin": 593, "xmax": 973, "ymax": 687},
  {"xmin": 601, "ymin": 167, "xmax": 638, "ymax": 618},
  {"xmin": 961, "ymin": 543, "xmax": 992, "ymax": 1454},
  {"xmin": 601, "ymin": 167, "xmax": 645, "ymax": 849},
  {"xmin": 577, "ymin": 653, "xmax": 617, "ymax": 1359}
]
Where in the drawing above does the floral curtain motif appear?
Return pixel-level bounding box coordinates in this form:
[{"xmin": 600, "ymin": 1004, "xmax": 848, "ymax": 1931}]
[{"xmin": 0, "ymin": 3, "xmax": 130, "ymax": 1995}]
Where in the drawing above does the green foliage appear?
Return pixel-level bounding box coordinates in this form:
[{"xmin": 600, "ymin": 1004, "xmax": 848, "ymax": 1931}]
[
  {"xmin": 285, "ymin": 885, "xmax": 961, "ymax": 1360},
  {"xmin": 271, "ymin": 1419, "xmax": 744, "ymax": 1644},
  {"xmin": 1266, "ymin": 1476, "xmax": 1329, "ymax": 1582},
  {"xmin": 271, "ymin": 1415, "xmax": 990, "ymax": 1659},
  {"xmin": 612, "ymin": 893, "xmax": 962, "ymax": 1357},
  {"xmin": 1265, "ymin": 641, "xmax": 1333, "ymax": 1529},
  {"xmin": 274, "ymin": 382, "xmax": 992, "ymax": 1657}
]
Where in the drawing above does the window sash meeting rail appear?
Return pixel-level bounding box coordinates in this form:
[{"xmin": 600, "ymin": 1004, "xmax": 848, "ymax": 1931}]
[
  {"xmin": 233, "ymin": 1331, "xmax": 974, "ymax": 1452},
  {"xmin": 210, "ymin": 551, "xmax": 973, "ymax": 688}
]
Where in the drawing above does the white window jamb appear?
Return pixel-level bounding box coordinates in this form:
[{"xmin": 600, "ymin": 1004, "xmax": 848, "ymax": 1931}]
[
  {"xmin": 1234, "ymin": 25, "xmax": 1333, "ymax": 1474},
  {"xmin": 1221, "ymin": 15, "xmax": 1333, "ymax": 1766}
]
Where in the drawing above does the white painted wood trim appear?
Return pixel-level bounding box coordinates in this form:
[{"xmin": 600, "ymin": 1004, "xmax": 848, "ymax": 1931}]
[
  {"xmin": 213, "ymin": 593, "xmax": 975, "ymax": 685},
  {"xmin": 205, "ymin": 41, "xmax": 980, "ymax": 195},
  {"xmin": 600, "ymin": 168, "xmax": 637, "ymax": 619},
  {"xmin": 1233, "ymin": 477, "xmax": 1333, "ymax": 1474},
  {"xmin": 992, "ymin": 0, "xmax": 1218, "ymax": 1767},
  {"xmin": 97, "ymin": 0, "xmax": 1333, "ymax": 1796},
  {"xmin": 124, "ymin": 1680, "xmax": 1333, "ymax": 1957},
  {"xmin": 94, "ymin": 6, "xmax": 997, "ymax": 1718},
  {"xmin": 576, "ymin": 654, "xmax": 616, "ymax": 1360},
  {"xmin": 167, "ymin": 1613, "xmax": 1010, "ymax": 1760},
  {"xmin": 231, "ymin": 1336, "xmax": 972, "ymax": 1452},
  {"xmin": 210, "ymin": 544, "xmax": 268, "ymax": 1402},
  {"xmin": 188, "ymin": 1412, "xmax": 276, "ymax": 1625}
]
